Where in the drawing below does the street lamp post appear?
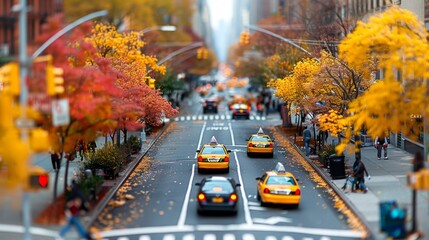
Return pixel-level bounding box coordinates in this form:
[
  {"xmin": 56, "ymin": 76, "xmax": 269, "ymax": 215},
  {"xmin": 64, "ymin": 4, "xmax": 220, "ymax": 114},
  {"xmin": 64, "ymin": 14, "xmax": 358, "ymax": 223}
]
[{"xmin": 17, "ymin": 3, "xmax": 108, "ymax": 238}]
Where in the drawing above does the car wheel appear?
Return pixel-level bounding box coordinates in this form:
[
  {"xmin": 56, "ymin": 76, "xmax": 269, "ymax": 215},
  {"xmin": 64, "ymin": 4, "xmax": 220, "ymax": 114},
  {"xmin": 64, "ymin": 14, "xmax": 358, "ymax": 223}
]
[
  {"xmin": 215, "ymin": 109, "xmax": 218, "ymax": 114},
  {"xmin": 246, "ymin": 115, "xmax": 250, "ymax": 120},
  {"xmin": 203, "ymin": 109, "xmax": 206, "ymax": 114},
  {"xmin": 232, "ymin": 115, "xmax": 235, "ymax": 119},
  {"xmin": 225, "ymin": 167, "xmax": 229, "ymax": 173},
  {"xmin": 247, "ymin": 152, "xmax": 252, "ymax": 157},
  {"xmin": 269, "ymin": 152, "xmax": 274, "ymax": 158},
  {"xmin": 256, "ymin": 192, "xmax": 261, "ymax": 201},
  {"xmin": 197, "ymin": 209, "xmax": 204, "ymax": 215},
  {"xmin": 292, "ymin": 204, "xmax": 299, "ymax": 209},
  {"xmin": 197, "ymin": 168, "xmax": 202, "ymax": 174},
  {"xmin": 260, "ymin": 200, "xmax": 265, "ymax": 207}
]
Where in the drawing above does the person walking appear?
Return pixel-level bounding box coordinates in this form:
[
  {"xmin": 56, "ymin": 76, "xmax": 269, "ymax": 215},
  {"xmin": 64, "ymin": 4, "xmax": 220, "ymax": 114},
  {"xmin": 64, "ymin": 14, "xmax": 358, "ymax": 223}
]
[
  {"xmin": 303, "ymin": 125, "xmax": 312, "ymax": 156},
  {"xmin": 77, "ymin": 139, "xmax": 86, "ymax": 160},
  {"xmin": 375, "ymin": 136, "xmax": 389, "ymax": 160},
  {"xmin": 58, "ymin": 180, "xmax": 93, "ymax": 240},
  {"xmin": 50, "ymin": 151, "xmax": 62, "ymax": 171},
  {"xmin": 352, "ymin": 159, "xmax": 371, "ymax": 193}
]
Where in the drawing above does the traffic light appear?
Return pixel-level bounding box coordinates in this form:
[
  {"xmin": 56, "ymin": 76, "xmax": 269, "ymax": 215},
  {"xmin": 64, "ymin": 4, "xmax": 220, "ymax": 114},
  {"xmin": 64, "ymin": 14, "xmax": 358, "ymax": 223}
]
[
  {"xmin": 148, "ymin": 78, "xmax": 156, "ymax": 89},
  {"xmin": 0, "ymin": 94, "xmax": 13, "ymax": 130},
  {"xmin": 202, "ymin": 49, "xmax": 208, "ymax": 59},
  {"xmin": 27, "ymin": 166, "xmax": 49, "ymax": 190},
  {"xmin": 0, "ymin": 63, "xmax": 20, "ymax": 95},
  {"xmin": 30, "ymin": 128, "xmax": 50, "ymax": 152},
  {"xmin": 46, "ymin": 64, "xmax": 64, "ymax": 95},
  {"xmin": 240, "ymin": 32, "xmax": 250, "ymax": 44},
  {"xmin": 196, "ymin": 48, "xmax": 203, "ymax": 59}
]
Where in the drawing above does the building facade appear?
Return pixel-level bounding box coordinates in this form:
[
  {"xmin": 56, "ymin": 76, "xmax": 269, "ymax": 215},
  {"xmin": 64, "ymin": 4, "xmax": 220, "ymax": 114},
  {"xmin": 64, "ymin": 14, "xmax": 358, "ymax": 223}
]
[{"xmin": 0, "ymin": 0, "xmax": 62, "ymax": 62}]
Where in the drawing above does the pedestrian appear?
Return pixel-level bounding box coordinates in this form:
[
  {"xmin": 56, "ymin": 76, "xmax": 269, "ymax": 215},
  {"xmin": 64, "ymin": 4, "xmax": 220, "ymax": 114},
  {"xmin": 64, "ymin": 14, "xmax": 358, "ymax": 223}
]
[
  {"xmin": 87, "ymin": 141, "xmax": 97, "ymax": 153},
  {"xmin": 256, "ymin": 102, "xmax": 264, "ymax": 117},
  {"xmin": 303, "ymin": 125, "xmax": 312, "ymax": 156},
  {"xmin": 375, "ymin": 136, "xmax": 389, "ymax": 160},
  {"xmin": 77, "ymin": 139, "xmax": 86, "ymax": 160},
  {"xmin": 352, "ymin": 159, "xmax": 371, "ymax": 193},
  {"xmin": 58, "ymin": 180, "xmax": 92, "ymax": 240},
  {"xmin": 50, "ymin": 151, "xmax": 62, "ymax": 171}
]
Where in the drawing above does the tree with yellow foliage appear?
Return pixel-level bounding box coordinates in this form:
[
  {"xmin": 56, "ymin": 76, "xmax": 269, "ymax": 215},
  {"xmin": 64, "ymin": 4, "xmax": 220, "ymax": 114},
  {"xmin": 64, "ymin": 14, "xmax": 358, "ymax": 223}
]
[{"xmin": 337, "ymin": 6, "xmax": 429, "ymax": 153}]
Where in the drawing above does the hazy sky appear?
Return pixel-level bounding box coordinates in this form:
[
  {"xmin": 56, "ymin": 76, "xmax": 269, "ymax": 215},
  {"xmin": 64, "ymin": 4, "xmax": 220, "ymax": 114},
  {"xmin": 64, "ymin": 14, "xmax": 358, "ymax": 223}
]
[{"xmin": 207, "ymin": 0, "xmax": 233, "ymax": 63}]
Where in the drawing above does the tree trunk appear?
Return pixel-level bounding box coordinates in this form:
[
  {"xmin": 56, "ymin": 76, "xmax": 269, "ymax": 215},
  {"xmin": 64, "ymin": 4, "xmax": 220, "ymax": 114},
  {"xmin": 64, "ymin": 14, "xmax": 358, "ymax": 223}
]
[
  {"xmin": 63, "ymin": 159, "xmax": 70, "ymax": 193},
  {"xmin": 53, "ymin": 167, "xmax": 59, "ymax": 202},
  {"xmin": 123, "ymin": 129, "xmax": 128, "ymax": 143},
  {"xmin": 354, "ymin": 134, "xmax": 361, "ymax": 161}
]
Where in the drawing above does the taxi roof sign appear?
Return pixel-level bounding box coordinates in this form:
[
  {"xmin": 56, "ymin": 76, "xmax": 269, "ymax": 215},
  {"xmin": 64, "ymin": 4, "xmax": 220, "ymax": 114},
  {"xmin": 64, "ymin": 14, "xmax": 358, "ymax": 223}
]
[
  {"xmin": 274, "ymin": 162, "xmax": 286, "ymax": 174},
  {"xmin": 210, "ymin": 136, "xmax": 218, "ymax": 145},
  {"xmin": 257, "ymin": 128, "xmax": 264, "ymax": 135}
]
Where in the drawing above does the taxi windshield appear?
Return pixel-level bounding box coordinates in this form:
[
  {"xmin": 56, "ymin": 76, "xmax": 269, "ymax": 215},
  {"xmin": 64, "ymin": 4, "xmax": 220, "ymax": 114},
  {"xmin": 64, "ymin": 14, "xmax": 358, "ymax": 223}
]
[
  {"xmin": 266, "ymin": 176, "xmax": 296, "ymax": 185},
  {"xmin": 202, "ymin": 181, "xmax": 234, "ymax": 193},
  {"xmin": 201, "ymin": 146, "xmax": 226, "ymax": 154},
  {"xmin": 251, "ymin": 136, "xmax": 270, "ymax": 142}
]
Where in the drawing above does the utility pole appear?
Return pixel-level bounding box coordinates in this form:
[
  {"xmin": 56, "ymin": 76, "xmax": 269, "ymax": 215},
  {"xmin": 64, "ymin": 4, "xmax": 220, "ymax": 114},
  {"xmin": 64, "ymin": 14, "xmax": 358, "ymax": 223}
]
[{"xmin": 17, "ymin": 1, "xmax": 31, "ymax": 239}]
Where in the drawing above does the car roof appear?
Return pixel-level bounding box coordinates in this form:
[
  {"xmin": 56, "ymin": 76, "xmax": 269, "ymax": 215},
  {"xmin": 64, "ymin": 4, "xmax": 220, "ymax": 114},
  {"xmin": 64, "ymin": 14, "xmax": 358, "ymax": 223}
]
[
  {"xmin": 206, "ymin": 176, "xmax": 229, "ymax": 181},
  {"xmin": 265, "ymin": 170, "xmax": 294, "ymax": 177}
]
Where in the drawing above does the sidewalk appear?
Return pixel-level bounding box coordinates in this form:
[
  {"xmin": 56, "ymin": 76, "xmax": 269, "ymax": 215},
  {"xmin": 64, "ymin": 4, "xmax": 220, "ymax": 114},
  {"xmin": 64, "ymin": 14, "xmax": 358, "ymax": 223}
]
[
  {"xmin": 287, "ymin": 129, "xmax": 429, "ymax": 239},
  {"xmin": 0, "ymin": 127, "xmax": 166, "ymax": 239}
]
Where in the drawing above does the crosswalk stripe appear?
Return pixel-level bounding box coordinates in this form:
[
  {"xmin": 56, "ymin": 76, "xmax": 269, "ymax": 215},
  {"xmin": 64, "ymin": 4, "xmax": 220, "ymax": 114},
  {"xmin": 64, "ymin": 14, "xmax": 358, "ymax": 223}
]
[
  {"xmin": 242, "ymin": 233, "xmax": 256, "ymax": 240},
  {"xmin": 139, "ymin": 236, "xmax": 151, "ymax": 240},
  {"xmin": 173, "ymin": 114, "xmax": 273, "ymax": 122},
  {"xmin": 265, "ymin": 236, "xmax": 277, "ymax": 240},
  {"xmin": 281, "ymin": 236, "xmax": 294, "ymax": 240},
  {"xmin": 183, "ymin": 233, "xmax": 195, "ymax": 240},
  {"xmin": 118, "ymin": 237, "xmax": 130, "ymax": 240},
  {"xmin": 223, "ymin": 233, "xmax": 235, "ymax": 240},
  {"xmin": 204, "ymin": 233, "xmax": 217, "ymax": 240},
  {"xmin": 163, "ymin": 234, "xmax": 176, "ymax": 240}
]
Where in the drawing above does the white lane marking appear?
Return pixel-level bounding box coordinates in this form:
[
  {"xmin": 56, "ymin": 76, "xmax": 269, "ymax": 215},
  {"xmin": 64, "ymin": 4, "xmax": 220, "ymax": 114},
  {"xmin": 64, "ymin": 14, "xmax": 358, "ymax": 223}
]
[
  {"xmin": 0, "ymin": 224, "xmax": 58, "ymax": 237},
  {"xmin": 247, "ymin": 201, "xmax": 260, "ymax": 206},
  {"xmin": 319, "ymin": 237, "xmax": 331, "ymax": 240},
  {"xmin": 248, "ymin": 206, "xmax": 268, "ymax": 211},
  {"xmin": 204, "ymin": 115, "xmax": 208, "ymax": 120},
  {"xmin": 243, "ymin": 233, "xmax": 256, "ymax": 240},
  {"xmin": 99, "ymin": 224, "xmax": 364, "ymax": 238},
  {"xmin": 180, "ymin": 116, "xmax": 185, "ymax": 121},
  {"xmin": 163, "ymin": 234, "xmax": 176, "ymax": 240},
  {"xmin": 215, "ymin": 115, "xmax": 219, "ymax": 120},
  {"xmin": 118, "ymin": 237, "xmax": 130, "ymax": 240},
  {"xmin": 186, "ymin": 116, "xmax": 191, "ymax": 121},
  {"xmin": 302, "ymin": 238, "xmax": 313, "ymax": 240},
  {"xmin": 198, "ymin": 115, "xmax": 203, "ymax": 120},
  {"xmin": 192, "ymin": 116, "xmax": 197, "ymax": 120},
  {"xmin": 174, "ymin": 117, "xmax": 179, "ymax": 121},
  {"xmin": 209, "ymin": 115, "xmax": 214, "ymax": 120},
  {"xmin": 281, "ymin": 237, "xmax": 295, "ymax": 240},
  {"xmin": 229, "ymin": 122, "xmax": 252, "ymax": 225},
  {"xmin": 266, "ymin": 236, "xmax": 277, "ymax": 240},
  {"xmin": 221, "ymin": 115, "xmax": 225, "ymax": 120},
  {"xmin": 195, "ymin": 121, "xmax": 207, "ymax": 159},
  {"xmin": 177, "ymin": 163, "xmax": 196, "ymax": 227},
  {"xmin": 183, "ymin": 233, "xmax": 195, "ymax": 240},
  {"xmin": 253, "ymin": 216, "xmax": 292, "ymax": 225},
  {"xmin": 250, "ymin": 116, "xmax": 255, "ymax": 120},
  {"xmin": 223, "ymin": 233, "xmax": 235, "ymax": 240},
  {"xmin": 139, "ymin": 236, "xmax": 151, "ymax": 240},
  {"xmin": 204, "ymin": 233, "xmax": 216, "ymax": 240}
]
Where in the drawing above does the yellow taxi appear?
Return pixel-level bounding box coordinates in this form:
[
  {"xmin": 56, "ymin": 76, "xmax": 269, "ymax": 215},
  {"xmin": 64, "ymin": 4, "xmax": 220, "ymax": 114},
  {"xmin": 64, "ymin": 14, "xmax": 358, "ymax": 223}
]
[
  {"xmin": 196, "ymin": 136, "xmax": 231, "ymax": 173},
  {"xmin": 246, "ymin": 128, "xmax": 274, "ymax": 158},
  {"xmin": 256, "ymin": 162, "xmax": 301, "ymax": 208}
]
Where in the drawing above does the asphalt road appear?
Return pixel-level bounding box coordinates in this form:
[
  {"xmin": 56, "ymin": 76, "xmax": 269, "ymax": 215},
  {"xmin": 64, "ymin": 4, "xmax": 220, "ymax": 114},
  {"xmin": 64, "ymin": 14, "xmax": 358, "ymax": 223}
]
[{"xmin": 91, "ymin": 88, "xmax": 365, "ymax": 240}]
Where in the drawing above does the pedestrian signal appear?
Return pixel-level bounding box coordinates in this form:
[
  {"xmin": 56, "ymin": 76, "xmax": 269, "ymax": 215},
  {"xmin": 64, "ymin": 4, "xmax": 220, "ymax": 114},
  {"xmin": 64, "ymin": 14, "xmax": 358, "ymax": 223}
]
[
  {"xmin": 46, "ymin": 64, "xmax": 64, "ymax": 95},
  {"xmin": 27, "ymin": 166, "xmax": 49, "ymax": 190}
]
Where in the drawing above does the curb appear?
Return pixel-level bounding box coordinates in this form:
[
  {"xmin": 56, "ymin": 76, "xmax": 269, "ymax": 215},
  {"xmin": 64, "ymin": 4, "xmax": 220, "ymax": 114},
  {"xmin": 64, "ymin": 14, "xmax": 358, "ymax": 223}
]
[
  {"xmin": 84, "ymin": 122, "xmax": 171, "ymax": 229},
  {"xmin": 276, "ymin": 126, "xmax": 375, "ymax": 240}
]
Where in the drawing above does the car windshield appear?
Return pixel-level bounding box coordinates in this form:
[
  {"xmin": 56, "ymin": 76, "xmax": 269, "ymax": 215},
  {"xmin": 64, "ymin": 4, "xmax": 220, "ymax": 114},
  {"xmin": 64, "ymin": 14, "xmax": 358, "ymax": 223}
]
[
  {"xmin": 201, "ymin": 146, "xmax": 226, "ymax": 154},
  {"xmin": 251, "ymin": 136, "xmax": 270, "ymax": 142},
  {"xmin": 202, "ymin": 180, "xmax": 234, "ymax": 193},
  {"xmin": 266, "ymin": 176, "xmax": 296, "ymax": 185}
]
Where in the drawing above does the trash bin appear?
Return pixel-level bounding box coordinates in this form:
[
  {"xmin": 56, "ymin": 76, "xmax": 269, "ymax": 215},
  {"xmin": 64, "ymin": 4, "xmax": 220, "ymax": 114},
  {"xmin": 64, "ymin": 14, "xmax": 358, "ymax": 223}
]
[
  {"xmin": 328, "ymin": 154, "xmax": 346, "ymax": 179},
  {"xmin": 385, "ymin": 207, "xmax": 407, "ymax": 239},
  {"xmin": 379, "ymin": 200, "xmax": 397, "ymax": 232}
]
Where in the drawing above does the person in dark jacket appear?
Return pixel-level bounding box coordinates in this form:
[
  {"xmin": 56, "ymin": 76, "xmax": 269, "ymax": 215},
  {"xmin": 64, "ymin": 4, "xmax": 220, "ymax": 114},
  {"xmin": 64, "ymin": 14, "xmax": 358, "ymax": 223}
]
[
  {"xmin": 50, "ymin": 151, "xmax": 62, "ymax": 171},
  {"xmin": 353, "ymin": 159, "xmax": 371, "ymax": 193},
  {"xmin": 58, "ymin": 180, "xmax": 92, "ymax": 240},
  {"xmin": 375, "ymin": 136, "xmax": 389, "ymax": 160}
]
